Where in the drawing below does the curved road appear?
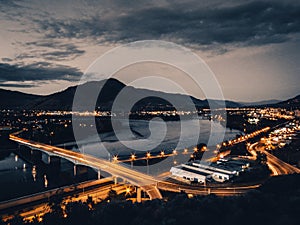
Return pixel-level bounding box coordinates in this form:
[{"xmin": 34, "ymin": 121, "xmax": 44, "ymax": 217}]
[{"xmin": 249, "ymin": 142, "xmax": 300, "ymax": 175}]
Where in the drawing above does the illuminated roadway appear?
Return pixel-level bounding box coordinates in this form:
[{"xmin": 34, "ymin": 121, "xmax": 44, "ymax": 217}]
[
  {"xmin": 11, "ymin": 129, "xmax": 293, "ymax": 201},
  {"xmin": 157, "ymin": 181, "xmax": 260, "ymax": 196},
  {"xmin": 2, "ymin": 182, "xmax": 127, "ymax": 222},
  {"xmin": 9, "ymin": 133, "xmax": 162, "ymax": 200},
  {"xmin": 249, "ymin": 142, "xmax": 300, "ymax": 175}
]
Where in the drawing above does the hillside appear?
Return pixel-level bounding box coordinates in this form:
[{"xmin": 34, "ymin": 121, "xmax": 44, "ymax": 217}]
[
  {"xmin": 0, "ymin": 79, "xmax": 242, "ymax": 110},
  {"xmin": 271, "ymin": 94, "xmax": 300, "ymax": 109},
  {"xmin": 0, "ymin": 89, "xmax": 44, "ymax": 110}
]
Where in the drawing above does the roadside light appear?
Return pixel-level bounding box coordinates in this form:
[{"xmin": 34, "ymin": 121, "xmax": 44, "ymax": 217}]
[
  {"xmin": 160, "ymin": 151, "xmax": 165, "ymax": 157},
  {"xmin": 202, "ymin": 146, "xmax": 207, "ymax": 151},
  {"xmin": 193, "ymin": 147, "xmax": 198, "ymax": 152},
  {"xmin": 187, "ymin": 194, "xmax": 194, "ymax": 198},
  {"xmin": 113, "ymin": 155, "xmax": 118, "ymax": 162},
  {"xmin": 183, "ymin": 148, "xmax": 188, "ymax": 154},
  {"xmin": 131, "ymin": 154, "xmax": 136, "ymax": 161},
  {"xmin": 146, "ymin": 152, "xmax": 151, "ymax": 158},
  {"xmin": 172, "ymin": 149, "xmax": 177, "ymax": 155}
]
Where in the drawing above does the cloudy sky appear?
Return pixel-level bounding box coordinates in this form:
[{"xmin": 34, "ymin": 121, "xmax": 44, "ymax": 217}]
[{"xmin": 0, "ymin": 0, "xmax": 299, "ymax": 101}]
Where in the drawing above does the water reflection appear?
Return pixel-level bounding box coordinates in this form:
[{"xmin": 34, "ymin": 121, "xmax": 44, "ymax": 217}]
[
  {"xmin": 32, "ymin": 165, "xmax": 37, "ymax": 181},
  {"xmin": 44, "ymin": 174, "xmax": 48, "ymax": 188}
]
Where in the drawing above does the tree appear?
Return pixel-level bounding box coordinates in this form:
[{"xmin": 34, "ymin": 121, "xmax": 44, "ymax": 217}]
[{"xmin": 105, "ymin": 189, "xmax": 126, "ymax": 202}]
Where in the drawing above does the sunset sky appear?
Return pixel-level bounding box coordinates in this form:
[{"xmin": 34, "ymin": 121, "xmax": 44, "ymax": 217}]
[{"xmin": 0, "ymin": 0, "xmax": 299, "ymax": 102}]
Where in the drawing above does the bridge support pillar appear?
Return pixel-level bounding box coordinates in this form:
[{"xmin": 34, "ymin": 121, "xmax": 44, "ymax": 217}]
[
  {"xmin": 137, "ymin": 187, "xmax": 142, "ymax": 203},
  {"xmin": 97, "ymin": 170, "xmax": 101, "ymax": 179},
  {"xmin": 48, "ymin": 156, "xmax": 61, "ymax": 167},
  {"xmin": 73, "ymin": 165, "xmax": 77, "ymax": 176},
  {"xmin": 73, "ymin": 165, "xmax": 88, "ymax": 177},
  {"xmin": 113, "ymin": 176, "xmax": 118, "ymax": 185}
]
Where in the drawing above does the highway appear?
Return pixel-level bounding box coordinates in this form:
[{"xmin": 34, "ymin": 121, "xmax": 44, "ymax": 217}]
[
  {"xmin": 2, "ymin": 182, "xmax": 127, "ymax": 222},
  {"xmin": 9, "ymin": 133, "xmax": 162, "ymax": 200},
  {"xmin": 0, "ymin": 177, "xmax": 113, "ymax": 212},
  {"xmin": 11, "ymin": 127, "xmax": 298, "ymax": 205},
  {"xmin": 157, "ymin": 180, "xmax": 261, "ymax": 196},
  {"xmin": 249, "ymin": 142, "xmax": 300, "ymax": 175}
]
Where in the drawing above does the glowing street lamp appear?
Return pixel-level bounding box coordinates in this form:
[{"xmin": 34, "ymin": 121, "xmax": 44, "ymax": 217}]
[
  {"xmin": 126, "ymin": 187, "xmax": 131, "ymax": 195},
  {"xmin": 146, "ymin": 152, "xmax": 151, "ymax": 158},
  {"xmin": 131, "ymin": 154, "xmax": 136, "ymax": 160},
  {"xmin": 146, "ymin": 152, "xmax": 151, "ymax": 174},
  {"xmin": 113, "ymin": 155, "xmax": 118, "ymax": 163},
  {"xmin": 130, "ymin": 154, "xmax": 136, "ymax": 168}
]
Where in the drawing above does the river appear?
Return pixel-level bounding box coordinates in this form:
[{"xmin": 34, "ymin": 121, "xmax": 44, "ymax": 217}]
[{"xmin": 0, "ymin": 119, "xmax": 241, "ymax": 201}]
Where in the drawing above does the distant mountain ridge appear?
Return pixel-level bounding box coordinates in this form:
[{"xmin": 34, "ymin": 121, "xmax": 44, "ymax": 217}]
[
  {"xmin": 0, "ymin": 79, "xmax": 298, "ymax": 110},
  {"xmin": 240, "ymin": 99, "xmax": 282, "ymax": 106},
  {"xmin": 0, "ymin": 89, "xmax": 44, "ymax": 110},
  {"xmin": 271, "ymin": 94, "xmax": 300, "ymax": 109}
]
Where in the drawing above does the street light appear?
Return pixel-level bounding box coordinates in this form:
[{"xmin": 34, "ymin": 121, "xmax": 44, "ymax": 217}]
[
  {"xmin": 146, "ymin": 152, "xmax": 151, "ymax": 175},
  {"xmin": 113, "ymin": 155, "xmax": 118, "ymax": 163},
  {"xmin": 146, "ymin": 152, "xmax": 151, "ymax": 158},
  {"xmin": 126, "ymin": 187, "xmax": 131, "ymax": 195},
  {"xmin": 130, "ymin": 154, "xmax": 136, "ymax": 168}
]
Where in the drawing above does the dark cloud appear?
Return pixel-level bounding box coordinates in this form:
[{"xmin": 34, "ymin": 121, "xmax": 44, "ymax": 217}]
[
  {"xmin": 0, "ymin": 83, "xmax": 36, "ymax": 88},
  {"xmin": 0, "ymin": 62, "xmax": 82, "ymax": 86},
  {"xmin": 1, "ymin": 58, "xmax": 13, "ymax": 62},
  {"xmin": 16, "ymin": 41, "xmax": 85, "ymax": 61},
  {"xmin": 34, "ymin": 1, "xmax": 300, "ymax": 48}
]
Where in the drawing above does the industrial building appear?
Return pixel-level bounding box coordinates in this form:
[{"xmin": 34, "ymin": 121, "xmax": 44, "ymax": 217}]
[{"xmin": 170, "ymin": 158, "xmax": 249, "ymax": 183}]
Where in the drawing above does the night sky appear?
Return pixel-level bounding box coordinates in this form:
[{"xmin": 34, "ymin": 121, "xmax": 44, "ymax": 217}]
[{"xmin": 0, "ymin": 0, "xmax": 299, "ymax": 101}]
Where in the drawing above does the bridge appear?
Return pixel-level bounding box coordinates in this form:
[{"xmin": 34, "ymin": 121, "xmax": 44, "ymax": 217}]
[{"xmin": 9, "ymin": 132, "xmax": 162, "ymax": 200}]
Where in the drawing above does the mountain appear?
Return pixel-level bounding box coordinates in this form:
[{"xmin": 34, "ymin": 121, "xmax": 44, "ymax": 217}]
[
  {"xmin": 28, "ymin": 79, "xmax": 126, "ymax": 110},
  {"xmin": 0, "ymin": 89, "xmax": 44, "ymax": 110},
  {"xmin": 0, "ymin": 78, "xmax": 242, "ymax": 110},
  {"xmin": 240, "ymin": 99, "xmax": 282, "ymax": 106},
  {"xmin": 270, "ymin": 95, "xmax": 300, "ymax": 109}
]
